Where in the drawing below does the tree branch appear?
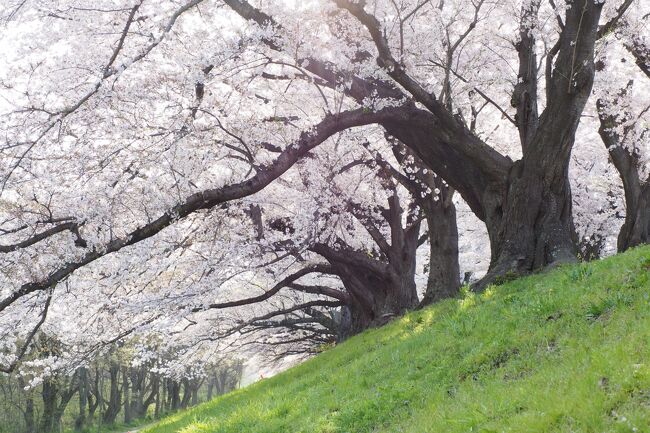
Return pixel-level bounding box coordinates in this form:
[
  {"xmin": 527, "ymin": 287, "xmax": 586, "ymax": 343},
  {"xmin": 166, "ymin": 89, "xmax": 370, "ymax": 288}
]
[
  {"xmin": 1, "ymin": 108, "xmax": 398, "ymax": 313},
  {"xmin": 196, "ymin": 264, "xmax": 335, "ymax": 311}
]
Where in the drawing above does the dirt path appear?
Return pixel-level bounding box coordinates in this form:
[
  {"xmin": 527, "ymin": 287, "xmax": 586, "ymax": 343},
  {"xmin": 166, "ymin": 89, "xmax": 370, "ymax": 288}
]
[{"xmin": 119, "ymin": 423, "xmax": 154, "ymax": 433}]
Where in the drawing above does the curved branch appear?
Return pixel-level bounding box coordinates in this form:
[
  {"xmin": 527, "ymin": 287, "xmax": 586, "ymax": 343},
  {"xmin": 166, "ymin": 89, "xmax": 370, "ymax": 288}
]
[
  {"xmin": 597, "ymin": 0, "xmax": 635, "ymax": 39},
  {"xmin": 222, "ymin": 0, "xmax": 404, "ymax": 103},
  {"xmin": 1, "ymin": 108, "xmax": 397, "ymax": 313},
  {"xmin": 310, "ymin": 242, "xmax": 389, "ymax": 277},
  {"xmin": 223, "ymin": 0, "xmax": 513, "ymax": 223},
  {"xmin": 0, "ymin": 221, "xmax": 86, "ymax": 253},
  {"xmin": 0, "ymin": 289, "xmax": 53, "ymax": 374},
  {"xmin": 213, "ymin": 300, "xmax": 341, "ymax": 340},
  {"xmin": 332, "ymin": 0, "xmax": 440, "ymax": 113},
  {"xmin": 288, "ymin": 283, "xmax": 350, "ymax": 304},
  {"xmin": 197, "ymin": 264, "xmax": 335, "ymax": 311},
  {"xmin": 245, "ymin": 300, "xmax": 342, "ymax": 325},
  {"xmin": 624, "ymin": 36, "xmax": 650, "ymax": 79}
]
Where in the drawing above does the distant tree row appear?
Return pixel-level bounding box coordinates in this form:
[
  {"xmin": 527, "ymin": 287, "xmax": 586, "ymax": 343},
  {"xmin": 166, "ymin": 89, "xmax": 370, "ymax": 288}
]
[{"xmin": 0, "ymin": 335, "xmax": 243, "ymax": 433}]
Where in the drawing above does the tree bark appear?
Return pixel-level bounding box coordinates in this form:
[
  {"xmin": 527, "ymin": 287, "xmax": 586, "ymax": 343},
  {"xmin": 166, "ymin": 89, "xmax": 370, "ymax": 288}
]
[
  {"xmin": 180, "ymin": 379, "xmax": 192, "ymax": 409},
  {"xmin": 74, "ymin": 367, "xmax": 88, "ymax": 431},
  {"xmin": 191, "ymin": 384, "xmax": 199, "ymax": 406},
  {"xmin": 381, "ymin": 0, "xmax": 602, "ymax": 286},
  {"xmin": 420, "ymin": 180, "xmax": 460, "ymax": 304},
  {"xmin": 154, "ymin": 375, "xmax": 161, "ymax": 419},
  {"xmin": 207, "ymin": 377, "xmax": 214, "ymax": 401},
  {"xmin": 312, "ymin": 191, "xmax": 421, "ymax": 337},
  {"xmin": 18, "ymin": 376, "xmax": 35, "ymax": 433},
  {"xmin": 39, "ymin": 374, "xmax": 77, "ymax": 433},
  {"xmin": 88, "ymin": 367, "xmax": 100, "ymax": 421},
  {"xmin": 598, "ymin": 96, "xmax": 650, "ymax": 251},
  {"xmin": 102, "ymin": 362, "xmax": 122, "ymax": 425},
  {"xmin": 123, "ymin": 367, "xmax": 131, "ymax": 424},
  {"xmin": 140, "ymin": 370, "xmax": 159, "ymax": 418},
  {"xmin": 39, "ymin": 378, "xmax": 58, "ymax": 433},
  {"xmin": 169, "ymin": 380, "xmax": 180, "ymax": 411}
]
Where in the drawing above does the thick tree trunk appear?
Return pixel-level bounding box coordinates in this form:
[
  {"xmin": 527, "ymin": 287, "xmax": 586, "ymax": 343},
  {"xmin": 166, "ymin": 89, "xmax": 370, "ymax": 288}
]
[
  {"xmin": 322, "ymin": 247, "xmax": 418, "ymax": 338},
  {"xmin": 169, "ymin": 380, "xmax": 181, "ymax": 411},
  {"xmin": 102, "ymin": 363, "xmax": 121, "ymax": 425},
  {"xmin": 420, "ymin": 181, "xmax": 460, "ymax": 305},
  {"xmin": 88, "ymin": 367, "xmax": 100, "ymax": 421},
  {"xmin": 161, "ymin": 377, "xmax": 168, "ymax": 413},
  {"xmin": 39, "ymin": 375, "xmax": 77, "ymax": 433},
  {"xmin": 216, "ymin": 370, "xmax": 228, "ymax": 395},
  {"xmin": 128, "ymin": 367, "xmax": 148, "ymax": 419},
  {"xmin": 620, "ymin": 185, "xmax": 650, "ymax": 250},
  {"xmin": 314, "ymin": 189, "xmax": 422, "ymax": 337},
  {"xmin": 139, "ymin": 371, "xmax": 159, "ymax": 418},
  {"xmin": 191, "ymin": 385, "xmax": 199, "ymax": 406},
  {"xmin": 385, "ymin": 1, "xmax": 602, "ymax": 287},
  {"xmin": 385, "ymin": 106, "xmax": 578, "ymax": 287},
  {"xmin": 39, "ymin": 379, "xmax": 58, "ymax": 433},
  {"xmin": 485, "ymin": 154, "xmax": 577, "ymax": 279},
  {"xmin": 180, "ymin": 379, "xmax": 192, "ymax": 409}
]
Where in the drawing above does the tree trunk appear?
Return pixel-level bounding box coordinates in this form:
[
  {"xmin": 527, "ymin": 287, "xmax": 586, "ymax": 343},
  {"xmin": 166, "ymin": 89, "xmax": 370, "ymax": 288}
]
[
  {"xmin": 102, "ymin": 362, "xmax": 121, "ymax": 425},
  {"xmin": 598, "ymin": 95, "xmax": 650, "ymax": 252},
  {"xmin": 169, "ymin": 380, "xmax": 180, "ymax": 411},
  {"xmin": 88, "ymin": 367, "xmax": 100, "ymax": 421},
  {"xmin": 207, "ymin": 377, "xmax": 214, "ymax": 401},
  {"xmin": 154, "ymin": 375, "xmax": 161, "ymax": 418},
  {"xmin": 328, "ymin": 253, "xmax": 417, "ymax": 337},
  {"xmin": 485, "ymin": 152, "xmax": 577, "ymax": 279},
  {"xmin": 162, "ymin": 377, "xmax": 169, "ymax": 413},
  {"xmin": 619, "ymin": 185, "xmax": 650, "ymax": 251},
  {"xmin": 39, "ymin": 378, "xmax": 58, "ymax": 433},
  {"xmin": 312, "ymin": 189, "xmax": 421, "ymax": 337},
  {"xmin": 384, "ymin": 107, "xmax": 578, "ymax": 287},
  {"xmin": 18, "ymin": 377, "xmax": 35, "ymax": 433},
  {"xmin": 123, "ymin": 367, "xmax": 131, "ymax": 424},
  {"xmin": 52, "ymin": 382, "xmax": 77, "ymax": 433},
  {"xmin": 180, "ymin": 379, "xmax": 192, "ymax": 409},
  {"xmin": 385, "ymin": 141, "xmax": 461, "ymax": 304},
  {"xmin": 39, "ymin": 375, "xmax": 77, "ymax": 433},
  {"xmin": 74, "ymin": 367, "xmax": 88, "ymax": 431},
  {"xmin": 140, "ymin": 370, "xmax": 159, "ymax": 418},
  {"xmin": 381, "ymin": 0, "xmax": 602, "ymax": 287},
  {"xmin": 420, "ymin": 179, "xmax": 460, "ymax": 304}
]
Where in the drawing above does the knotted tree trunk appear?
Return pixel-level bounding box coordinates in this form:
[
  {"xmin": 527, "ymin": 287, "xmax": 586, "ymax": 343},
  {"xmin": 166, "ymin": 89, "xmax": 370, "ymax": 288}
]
[
  {"xmin": 312, "ymin": 190, "xmax": 421, "ymax": 336},
  {"xmin": 597, "ymin": 34, "xmax": 650, "ymax": 252},
  {"xmin": 381, "ymin": 0, "xmax": 603, "ymax": 286}
]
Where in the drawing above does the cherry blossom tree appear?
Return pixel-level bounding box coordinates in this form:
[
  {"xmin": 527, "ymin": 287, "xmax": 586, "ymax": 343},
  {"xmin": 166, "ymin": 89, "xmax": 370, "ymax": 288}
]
[
  {"xmin": 0, "ymin": 0, "xmax": 647, "ymax": 402},
  {"xmin": 596, "ymin": 9, "xmax": 650, "ymax": 251}
]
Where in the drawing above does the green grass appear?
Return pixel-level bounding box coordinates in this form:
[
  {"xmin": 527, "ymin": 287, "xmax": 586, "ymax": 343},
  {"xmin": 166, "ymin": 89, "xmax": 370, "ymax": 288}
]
[{"xmin": 144, "ymin": 246, "xmax": 650, "ymax": 433}]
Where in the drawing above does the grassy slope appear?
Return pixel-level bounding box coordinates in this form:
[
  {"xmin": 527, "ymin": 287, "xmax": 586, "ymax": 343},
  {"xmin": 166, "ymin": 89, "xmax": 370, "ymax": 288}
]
[{"xmin": 145, "ymin": 246, "xmax": 650, "ymax": 433}]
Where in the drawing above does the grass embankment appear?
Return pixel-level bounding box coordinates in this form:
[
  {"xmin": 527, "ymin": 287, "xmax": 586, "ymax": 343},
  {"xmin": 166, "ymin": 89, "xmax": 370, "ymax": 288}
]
[{"xmin": 145, "ymin": 246, "xmax": 650, "ymax": 433}]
